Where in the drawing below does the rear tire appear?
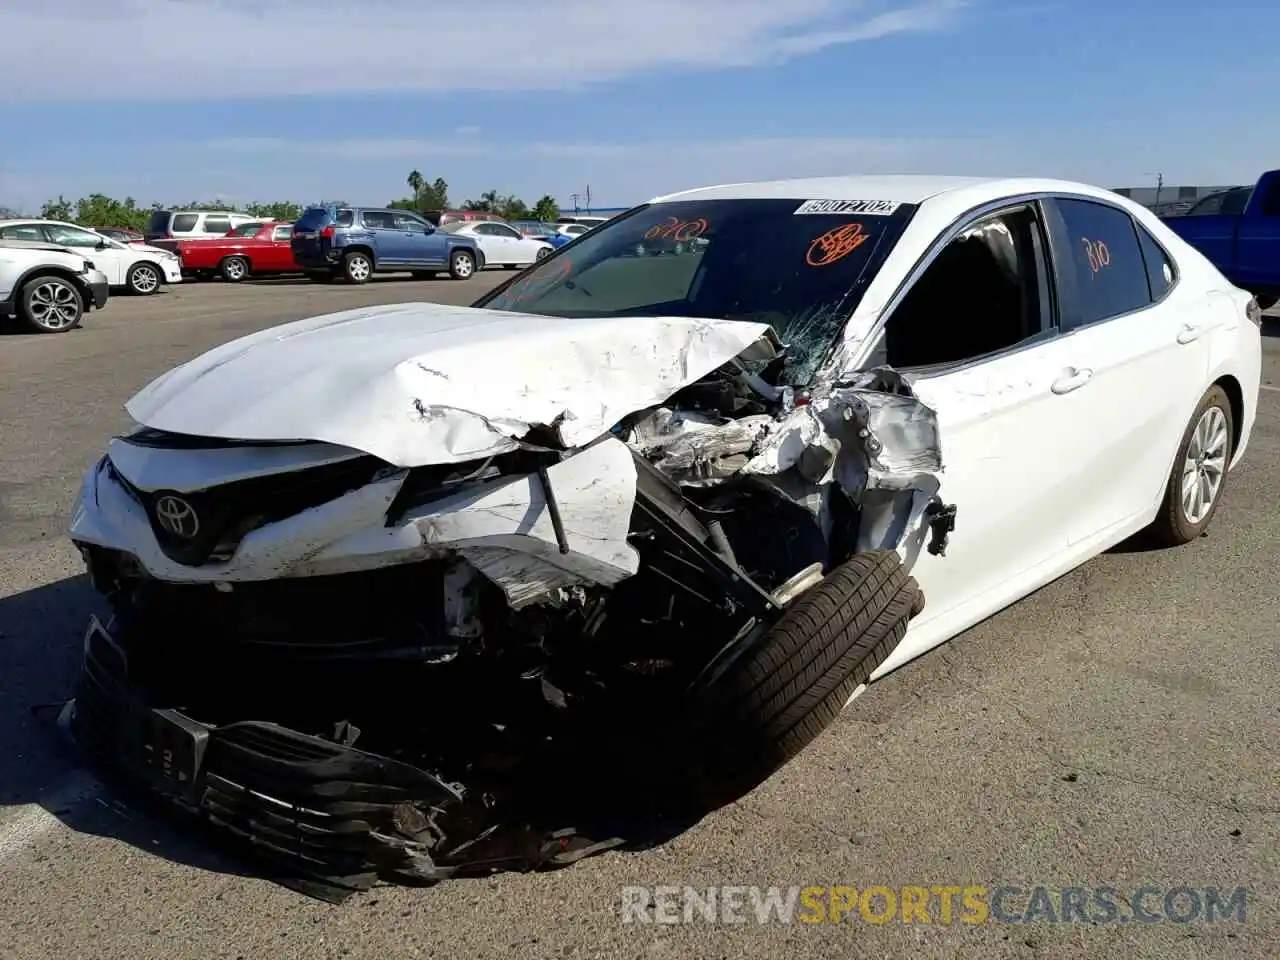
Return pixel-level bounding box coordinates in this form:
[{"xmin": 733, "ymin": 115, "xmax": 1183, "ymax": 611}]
[
  {"xmin": 126, "ymin": 262, "xmax": 162, "ymax": 295},
  {"xmin": 449, "ymin": 249, "xmax": 476, "ymax": 280},
  {"xmin": 1146, "ymin": 385, "xmax": 1234, "ymax": 547},
  {"xmin": 19, "ymin": 275, "xmax": 83, "ymax": 333},
  {"xmin": 687, "ymin": 549, "xmax": 920, "ymax": 805},
  {"xmin": 343, "ymin": 250, "xmax": 373, "ymax": 284},
  {"xmin": 220, "ymin": 256, "xmax": 249, "ymax": 283}
]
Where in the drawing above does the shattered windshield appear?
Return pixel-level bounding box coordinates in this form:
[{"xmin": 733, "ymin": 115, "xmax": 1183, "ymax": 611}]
[{"xmin": 476, "ymin": 198, "xmax": 917, "ymax": 385}]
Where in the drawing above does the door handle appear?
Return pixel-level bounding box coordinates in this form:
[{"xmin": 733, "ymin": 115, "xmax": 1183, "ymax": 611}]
[
  {"xmin": 1176, "ymin": 324, "xmax": 1204, "ymax": 344},
  {"xmin": 1051, "ymin": 368, "xmax": 1093, "ymax": 394}
]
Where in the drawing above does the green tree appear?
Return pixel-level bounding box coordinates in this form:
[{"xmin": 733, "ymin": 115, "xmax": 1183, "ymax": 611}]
[
  {"xmin": 531, "ymin": 195, "xmax": 559, "ymax": 223},
  {"xmin": 40, "ymin": 195, "xmax": 75, "ymax": 221},
  {"xmin": 497, "ymin": 195, "xmax": 530, "ymax": 221},
  {"xmin": 407, "ymin": 169, "xmax": 425, "ymax": 201},
  {"xmin": 245, "ymin": 201, "xmax": 303, "ymax": 221}
]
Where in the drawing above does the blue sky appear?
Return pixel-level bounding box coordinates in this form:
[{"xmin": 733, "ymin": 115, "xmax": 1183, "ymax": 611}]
[{"xmin": 0, "ymin": 0, "xmax": 1276, "ymax": 212}]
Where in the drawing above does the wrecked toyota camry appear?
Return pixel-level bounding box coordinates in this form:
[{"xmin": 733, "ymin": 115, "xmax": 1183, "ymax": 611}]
[
  {"xmin": 65, "ymin": 188, "xmax": 951, "ymax": 899},
  {"xmin": 70, "ymin": 175, "xmax": 1256, "ymax": 901}
]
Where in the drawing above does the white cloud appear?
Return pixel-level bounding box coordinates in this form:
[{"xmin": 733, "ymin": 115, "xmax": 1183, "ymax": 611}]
[{"xmin": 0, "ymin": 0, "xmax": 967, "ymax": 101}]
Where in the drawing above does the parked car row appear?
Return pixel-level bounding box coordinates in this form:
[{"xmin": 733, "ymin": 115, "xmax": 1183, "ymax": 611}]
[{"xmin": 0, "ymin": 206, "xmax": 611, "ymax": 333}]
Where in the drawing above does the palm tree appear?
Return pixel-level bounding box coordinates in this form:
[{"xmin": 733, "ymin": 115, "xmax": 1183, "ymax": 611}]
[
  {"xmin": 480, "ymin": 189, "xmax": 501, "ymax": 212},
  {"xmin": 407, "ymin": 170, "xmax": 425, "ymax": 201}
]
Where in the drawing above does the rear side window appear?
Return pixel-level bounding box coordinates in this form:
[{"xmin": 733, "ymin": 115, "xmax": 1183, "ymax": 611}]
[
  {"xmin": 1052, "ymin": 198, "xmax": 1151, "ymax": 330},
  {"xmin": 171, "ymin": 213, "xmax": 199, "ymax": 232},
  {"xmin": 229, "ymin": 222, "xmax": 262, "ymax": 237},
  {"xmin": 1259, "ymin": 180, "xmax": 1280, "ymax": 218},
  {"xmin": 1135, "ymin": 226, "xmax": 1175, "ymax": 301},
  {"xmin": 272, "ymin": 225, "xmax": 293, "ymax": 241},
  {"xmin": 203, "ymin": 216, "xmax": 232, "ymax": 234},
  {"xmin": 0, "ymin": 224, "xmax": 46, "ymax": 240},
  {"xmin": 336, "ymin": 209, "xmax": 354, "ymax": 226},
  {"xmin": 361, "ymin": 211, "xmax": 396, "ymax": 229},
  {"xmin": 295, "ymin": 208, "xmax": 333, "ymax": 231},
  {"xmin": 147, "ymin": 211, "xmax": 171, "ymax": 234}
]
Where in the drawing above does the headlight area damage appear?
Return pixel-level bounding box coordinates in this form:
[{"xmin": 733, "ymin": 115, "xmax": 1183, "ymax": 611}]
[{"xmin": 65, "ymin": 316, "xmax": 953, "ymax": 903}]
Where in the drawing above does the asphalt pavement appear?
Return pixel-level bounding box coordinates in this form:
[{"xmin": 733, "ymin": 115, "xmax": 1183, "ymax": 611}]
[{"xmin": 0, "ymin": 275, "xmax": 1277, "ymax": 959}]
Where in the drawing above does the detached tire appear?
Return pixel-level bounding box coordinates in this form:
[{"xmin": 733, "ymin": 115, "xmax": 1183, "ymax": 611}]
[{"xmin": 689, "ymin": 549, "xmax": 920, "ymax": 806}]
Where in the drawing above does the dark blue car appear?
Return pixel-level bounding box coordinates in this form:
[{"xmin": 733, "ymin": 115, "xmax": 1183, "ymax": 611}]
[{"xmin": 292, "ymin": 206, "xmax": 484, "ymax": 283}]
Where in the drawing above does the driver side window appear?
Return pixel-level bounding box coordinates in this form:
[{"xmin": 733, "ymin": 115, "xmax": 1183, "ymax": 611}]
[
  {"xmin": 44, "ymin": 224, "xmax": 101, "ymax": 247},
  {"xmin": 880, "ymin": 205, "xmax": 1054, "ymax": 369}
]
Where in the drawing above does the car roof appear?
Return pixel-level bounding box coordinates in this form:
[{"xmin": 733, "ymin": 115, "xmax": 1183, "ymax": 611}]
[{"xmin": 648, "ymin": 174, "xmax": 1125, "ymax": 208}]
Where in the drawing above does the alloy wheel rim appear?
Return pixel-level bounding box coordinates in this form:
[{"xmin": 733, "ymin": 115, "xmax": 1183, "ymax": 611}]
[
  {"xmin": 133, "ymin": 265, "xmax": 159, "ymax": 291},
  {"xmin": 349, "ymin": 257, "xmax": 371, "ymax": 281},
  {"xmin": 29, "ymin": 282, "xmax": 79, "ymax": 329},
  {"xmin": 455, "ymin": 255, "xmax": 473, "ymax": 277},
  {"xmin": 1180, "ymin": 406, "xmax": 1228, "ymax": 525},
  {"xmin": 225, "ymin": 260, "xmax": 246, "ymax": 280}
]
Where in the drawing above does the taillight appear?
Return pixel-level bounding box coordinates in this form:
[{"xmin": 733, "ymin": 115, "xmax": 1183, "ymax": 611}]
[
  {"xmin": 320, "ymin": 225, "xmax": 336, "ymax": 238},
  {"xmin": 1246, "ymin": 297, "xmax": 1262, "ymax": 327}
]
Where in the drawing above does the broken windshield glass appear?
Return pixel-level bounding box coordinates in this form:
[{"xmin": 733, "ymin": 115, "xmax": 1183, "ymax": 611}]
[{"xmin": 477, "ymin": 198, "xmax": 917, "ymax": 385}]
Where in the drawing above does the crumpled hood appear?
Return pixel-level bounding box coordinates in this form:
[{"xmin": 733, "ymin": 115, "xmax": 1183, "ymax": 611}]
[{"xmin": 126, "ymin": 302, "xmax": 772, "ymax": 466}]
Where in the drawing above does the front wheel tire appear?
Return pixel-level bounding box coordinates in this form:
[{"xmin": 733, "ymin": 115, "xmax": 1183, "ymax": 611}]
[
  {"xmin": 1146, "ymin": 385, "xmax": 1234, "ymax": 546},
  {"xmin": 20, "ymin": 276, "xmax": 84, "ymax": 333},
  {"xmin": 126, "ymin": 262, "xmax": 162, "ymax": 295}
]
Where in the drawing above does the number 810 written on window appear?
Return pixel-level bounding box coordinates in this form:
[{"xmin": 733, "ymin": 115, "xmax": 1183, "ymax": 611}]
[{"xmin": 1081, "ymin": 237, "xmax": 1111, "ymax": 274}]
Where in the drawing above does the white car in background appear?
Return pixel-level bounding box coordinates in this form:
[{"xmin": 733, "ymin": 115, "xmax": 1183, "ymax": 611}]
[
  {"xmin": 440, "ymin": 220, "xmax": 554, "ymax": 268},
  {"xmin": 0, "ymin": 220, "xmax": 182, "ymax": 295}
]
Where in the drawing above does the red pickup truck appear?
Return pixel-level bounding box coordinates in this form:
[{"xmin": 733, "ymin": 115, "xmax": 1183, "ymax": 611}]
[{"xmin": 177, "ymin": 221, "xmax": 301, "ymax": 281}]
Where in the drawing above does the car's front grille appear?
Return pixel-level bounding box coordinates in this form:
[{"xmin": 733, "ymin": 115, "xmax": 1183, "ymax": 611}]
[{"xmin": 107, "ymin": 452, "xmax": 386, "ymax": 566}]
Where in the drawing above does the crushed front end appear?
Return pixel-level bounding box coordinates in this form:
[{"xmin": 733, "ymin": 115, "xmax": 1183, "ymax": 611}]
[{"xmin": 65, "ymin": 317, "xmax": 950, "ymax": 901}]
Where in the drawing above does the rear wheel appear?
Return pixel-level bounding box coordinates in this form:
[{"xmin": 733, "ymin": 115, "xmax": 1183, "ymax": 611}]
[
  {"xmin": 20, "ymin": 276, "xmax": 83, "ymax": 333},
  {"xmin": 535, "ymin": 246, "xmax": 551, "ymax": 261},
  {"xmin": 343, "ymin": 251, "xmax": 373, "ymax": 284},
  {"xmin": 449, "ymin": 249, "xmax": 475, "ymax": 280},
  {"xmin": 1146, "ymin": 385, "xmax": 1233, "ymax": 546},
  {"xmin": 685, "ymin": 549, "xmax": 920, "ymax": 806},
  {"xmin": 220, "ymin": 256, "xmax": 249, "ymax": 283},
  {"xmin": 126, "ymin": 262, "xmax": 162, "ymax": 295}
]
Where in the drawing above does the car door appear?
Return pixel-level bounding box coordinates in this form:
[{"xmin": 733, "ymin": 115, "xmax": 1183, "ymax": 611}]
[
  {"xmin": 42, "ymin": 223, "xmax": 126, "ymax": 284},
  {"xmin": 489, "ymin": 222, "xmax": 533, "ymax": 263},
  {"xmin": 858, "ymin": 201, "xmax": 1077, "ymax": 634},
  {"xmin": 266, "ymin": 224, "xmax": 295, "ymax": 271},
  {"xmin": 392, "ymin": 212, "xmax": 446, "ymax": 267},
  {"xmin": 360, "ymin": 210, "xmax": 406, "ymax": 265},
  {"xmin": 1235, "ymin": 176, "xmax": 1280, "ymax": 289},
  {"xmin": 1040, "ymin": 197, "xmax": 1210, "ymax": 546},
  {"xmin": 468, "ymin": 223, "xmax": 506, "ymax": 264}
]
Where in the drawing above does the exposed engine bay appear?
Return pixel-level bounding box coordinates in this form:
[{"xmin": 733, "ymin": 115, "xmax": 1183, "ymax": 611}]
[{"xmin": 67, "ymin": 322, "xmax": 952, "ymax": 902}]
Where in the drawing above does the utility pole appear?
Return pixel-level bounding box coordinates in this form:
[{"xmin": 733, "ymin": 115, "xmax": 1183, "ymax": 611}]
[
  {"xmin": 1153, "ymin": 172, "xmax": 1164, "ymax": 211},
  {"xmin": 584, "ymin": 184, "xmax": 591, "ymax": 215},
  {"xmin": 569, "ymin": 192, "xmax": 580, "ymax": 214}
]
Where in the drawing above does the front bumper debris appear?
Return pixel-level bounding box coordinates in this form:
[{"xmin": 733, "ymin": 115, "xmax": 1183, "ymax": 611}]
[{"xmin": 69, "ymin": 617, "xmax": 619, "ymax": 902}]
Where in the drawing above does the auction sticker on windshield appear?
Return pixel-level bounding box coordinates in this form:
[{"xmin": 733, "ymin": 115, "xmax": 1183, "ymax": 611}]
[{"xmin": 794, "ymin": 199, "xmax": 902, "ymax": 216}]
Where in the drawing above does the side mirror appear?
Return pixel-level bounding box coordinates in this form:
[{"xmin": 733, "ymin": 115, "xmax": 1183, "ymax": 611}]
[{"xmin": 96, "ymin": 238, "xmax": 107, "ymax": 250}]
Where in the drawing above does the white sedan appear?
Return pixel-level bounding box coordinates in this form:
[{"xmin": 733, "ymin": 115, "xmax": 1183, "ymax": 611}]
[
  {"xmin": 0, "ymin": 219, "xmax": 182, "ymax": 295},
  {"xmin": 441, "ymin": 220, "xmax": 554, "ymax": 268},
  {"xmin": 63, "ymin": 175, "xmax": 1261, "ymax": 894}
]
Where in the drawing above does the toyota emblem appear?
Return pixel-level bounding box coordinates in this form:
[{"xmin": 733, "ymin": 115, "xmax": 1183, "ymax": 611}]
[{"xmin": 154, "ymin": 494, "xmax": 200, "ymax": 538}]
